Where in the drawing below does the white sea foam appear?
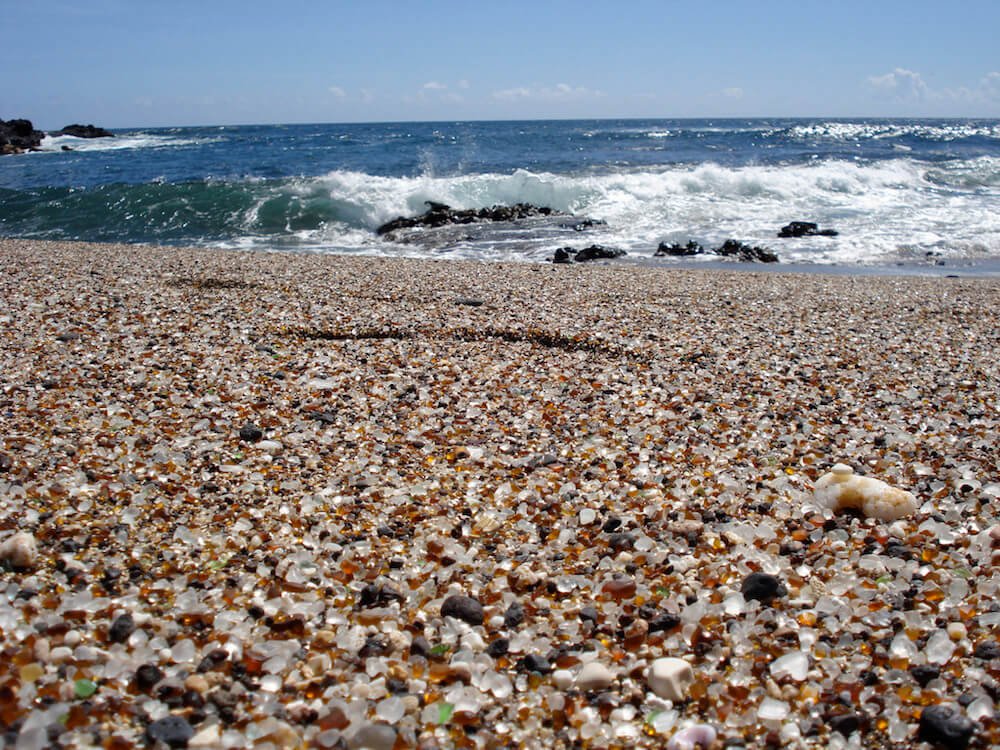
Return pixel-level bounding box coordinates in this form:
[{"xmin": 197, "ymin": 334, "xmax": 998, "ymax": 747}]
[
  {"xmin": 246, "ymin": 158, "xmax": 1000, "ymax": 266},
  {"xmin": 39, "ymin": 132, "xmax": 219, "ymax": 153}
]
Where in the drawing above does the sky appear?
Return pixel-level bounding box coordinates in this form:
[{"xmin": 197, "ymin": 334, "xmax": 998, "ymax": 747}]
[{"xmin": 3, "ymin": 0, "xmax": 999, "ymax": 128}]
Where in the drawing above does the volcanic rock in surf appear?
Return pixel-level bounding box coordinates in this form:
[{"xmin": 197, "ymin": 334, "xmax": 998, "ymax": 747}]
[
  {"xmin": 778, "ymin": 221, "xmax": 838, "ymax": 238},
  {"xmin": 551, "ymin": 245, "xmax": 626, "ymax": 263},
  {"xmin": 376, "ymin": 201, "xmax": 562, "ymax": 236},
  {"xmin": 0, "ymin": 118, "xmax": 44, "ymax": 154},
  {"xmin": 654, "ymin": 240, "xmax": 704, "ymax": 257},
  {"xmin": 51, "ymin": 123, "xmax": 114, "ymax": 138},
  {"xmin": 713, "ymin": 239, "xmax": 778, "ymax": 263}
]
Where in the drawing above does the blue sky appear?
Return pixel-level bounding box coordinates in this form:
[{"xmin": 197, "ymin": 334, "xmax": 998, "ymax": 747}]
[{"xmin": 4, "ymin": 0, "xmax": 999, "ymax": 128}]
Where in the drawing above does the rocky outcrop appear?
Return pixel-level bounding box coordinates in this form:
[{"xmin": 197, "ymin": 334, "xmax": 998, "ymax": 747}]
[
  {"xmin": 51, "ymin": 123, "xmax": 114, "ymax": 138},
  {"xmin": 0, "ymin": 118, "xmax": 44, "ymax": 154},
  {"xmin": 714, "ymin": 239, "xmax": 778, "ymax": 263},
  {"xmin": 778, "ymin": 221, "xmax": 838, "ymax": 238},
  {"xmin": 377, "ymin": 201, "xmax": 561, "ymax": 236},
  {"xmin": 654, "ymin": 240, "xmax": 704, "ymax": 257},
  {"xmin": 552, "ymin": 245, "xmax": 626, "ymax": 263}
]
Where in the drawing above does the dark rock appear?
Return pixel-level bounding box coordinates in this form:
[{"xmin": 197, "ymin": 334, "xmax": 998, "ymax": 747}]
[
  {"xmin": 238, "ymin": 423, "xmax": 263, "ymax": 442},
  {"xmin": 602, "ymin": 517, "xmax": 622, "ymax": 533},
  {"xmin": 454, "ymin": 297, "xmax": 484, "ymax": 307},
  {"xmin": 486, "ymin": 638, "xmax": 509, "ymax": 657},
  {"xmin": 552, "ymin": 247, "xmax": 576, "ymax": 264},
  {"xmin": 409, "ymin": 636, "xmax": 431, "ymax": 658},
  {"xmin": 974, "ymin": 640, "xmax": 1000, "ymax": 660},
  {"xmin": 440, "ymin": 594, "xmax": 484, "ymax": 626},
  {"xmin": 359, "ymin": 634, "xmax": 390, "ymax": 657},
  {"xmin": 648, "ymin": 612, "xmax": 681, "ymax": 633},
  {"xmin": 740, "ymin": 572, "xmax": 787, "ymax": 604},
  {"xmin": 135, "ymin": 664, "xmax": 164, "ymax": 691},
  {"xmin": 376, "ymin": 201, "xmax": 560, "ymax": 236},
  {"xmin": 778, "ymin": 221, "xmax": 838, "ymax": 238},
  {"xmin": 561, "ymin": 218, "xmax": 606, "ymax": 231},
  {"xmin": 714, "ymin": 240, "xmax": 778, "ymax": 263},
  {"xmin": 828, "ymin": 712, "xmax": 862, "ymax": 737},
  {"xmin": 579, "ymin": 605, "xmax": 600, "ymax": 623},
  {"xmin": 503, "ymin": 601, "xmax": 525, "ymax": 628},
  {"xmin": 359, "ymin": 583, "xmax": 404, "ymax": 608},
  {"xmin": 108, "ymin": 613, "xmax": 136, "ymax": 644},
  {"xmin": 606, "ymin": 532, "xmax": 635, "ymax": 551},
  {"xmin": 655, "ymin": 240, "xmax": 704, "ymax": 257},
  {"xmin": 517, "ymin": 653, "xmax": 552, "ymax": 674},
  {"xmin": 145, "ymin": 715, "xmax": 195, "ymax": 748},
  {"xmin": 917, "ymin": 704, "xmax": 976, "ymax": 749},
  {"xmin": 0, "ymin": 453, "xmax": 12, "ymax": 473},
  {"xmin": 197, "ymin": 648, "xmax": 230, "ymax": 673},
  {"xmin": 911, "ymin": 664, "xmax": 941, "ymax": 687},
  {"xmin": 0, "ymin": 118, "xmax": 44, "ymax": 154},
  {"xmin": 50, "ymin": 123, "xmax": 114, "ymax": 138},
  {"xmin": 574, "ymin": 245, "xmax": 626, "ymax": 262}
]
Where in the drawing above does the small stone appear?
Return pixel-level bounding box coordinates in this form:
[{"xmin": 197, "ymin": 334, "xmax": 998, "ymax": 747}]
[
  {"xmin": 348, "ymin": 722, "xmax": 397, "ymax": 750},
  {"xmin": 917, "ymin": 704, "xmax": 976, "ymax": 749},
  {"xmin": 517, "ymin": 654, "xmax": 551, "ymax": 674},
  {"xmin": 552, "ymin": 669, "xmax": 574, "ymax": 690},
  {"xmin": 973, "ymin": 641, "xmax": 1000, "ymax": 660},
  {"xmin": 486, "ymin": 638, "xmax": 509, "ymax": 658},
  {"xmin": 440, "ymin": 595, "xmax": 484, "ymax": 626},
  {"xmin": 503, "ymin": 601, "xmax": 525, "ymax": 628},
  {"xmin": 238, "ymin": 423, "xmax": 263, "ymax": 442},
  {"xmin": 146, "ymin": 715, "xmax": 195, "ymax": 748},
  {"xmin": 575, "ymin": 662, "xmax": 615, "ymax": 691},
  {"xmin": 108, "ymin": 613, "xmax": 136, "ymax": 644},
  {"xmin": 135, "ymin": 663, "xmax": 165, "ymax": 691},
  {"xmin": 648, "ymin": 611, "xmax": 681, "ymax": 633},
  {"xmin": 0, "ymin": 532, "xmax": 38, "ymax": 569},
  {"xmin": 741, "ymin": 572, "xmax": 787, "ymax": 604},
  {"xmin": 666, "ymin": 724, "xmax": 717, "ymax": 750},
  {"xmin": 454, "ymin": 297, "xmax": 484, "ymax": 307},
  {"xmin": 910, "ymin": 664, "xmax": 940, "ymax": 687},
  {"xmin": 579, "ymin": 605, "xmax": 600, "ymax": 623},
  {"xmin": 647, "ymin": 657, "xmax": 694, "ymax": 702},
  {"xmin": 184, "ymin": 674, "xmax": 210, "ymax": 694},
  {"xmin": 828, "ymin": 713, "xmax": 862, "ymax": 737}
]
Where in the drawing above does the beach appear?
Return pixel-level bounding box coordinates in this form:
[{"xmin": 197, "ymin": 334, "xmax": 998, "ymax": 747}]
[{"xmin": 1, "ymin": 238, "xmax": 998, "ymax": 748}]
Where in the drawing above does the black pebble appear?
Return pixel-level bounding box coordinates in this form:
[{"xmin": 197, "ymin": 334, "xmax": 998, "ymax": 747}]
[
  {"xmin": 503, "ymin": 601, "xmax": 525, "ymax": 628},
  {"xmin": 440, "ymin": 595, "xmax": 484, "ymax": 626},
  {"xmin": 517, "ymin": 654, "xmax": 551, "ymax": 674},
  {"xmin": 135, "ymin": 663, "xmax": 164, "ymax": 691},
  {"xmin": 911, "ymin": 664, "xmax": 941, "ymax": 687},
  {"xmin": 145, "ymin": 715, "xmax": 194, "ymax": 748},
  {"xmin": 917, "ymin": 704, "xmax": 976, "ymax": 749},
  {"xmin": 579, "ymin": 605, "xmax": 599, "ymax": 623},
  {"xmin": 238, "ymin": 423, "xmax": 263, "ymax": 442},
  {"xmin": 741, "ymin": 572, "xmax": 787, "ymax": 604},
  {"xmin": 108, "ymin": 613, "xmax": 135, "ymax": 644},
  {"xmin": 602, "ymin": 517, "xmax": 622, "ymax": 533},
  {"xmin": 648, "ymin": 611, "xmax": 682, "ymax": 633},
  {"xmin": 828, "ymin": 713, "xmax": 862, "ymax": 737},
  {"xmin": 974, "ymin": 640, "xmax": 1000, "ymax": 660},
  {"xmin": 486, "ymin": 638, "xmax": 509, "ymax": 658}
]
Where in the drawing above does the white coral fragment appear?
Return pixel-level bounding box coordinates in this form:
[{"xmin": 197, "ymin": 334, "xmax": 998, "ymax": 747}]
[{"xmin": 813, "ymin": 463, "xmax": 917, "ymax": 521}]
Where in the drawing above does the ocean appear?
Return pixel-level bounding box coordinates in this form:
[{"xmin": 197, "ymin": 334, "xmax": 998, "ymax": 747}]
[{"xmin": 1, "ymin": 118, "xmax": 999, "ymax": 269}]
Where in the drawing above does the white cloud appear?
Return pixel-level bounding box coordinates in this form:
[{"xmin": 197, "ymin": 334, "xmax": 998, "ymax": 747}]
[
  {"xmin": 868, "ymin": 68, "xmax": 929, "ymax": 99},
  {"xmin": 982, "ymin": 72, "xmax": 1000, "ymax": 98},
  {"xmin": 360, "ymin": 89, "xmax": 375, "ymax": 103},
  {"xmin": 722, "ymin": 87, "xmax": 744, "ymax": 99},
  {"xmin": 492, "ymin": 83, "xmax": 604, "ymax": 101},
  {"xmin": 457, "ymin": 79, "xmax": 470, "ymax": 90},
  {"xmin": 423, "ymin": 81, "xmax": 447, "ymax": 90},
  {"xmin": 328, "ymin": 86, "xmax": 347, "ymax": 98}
]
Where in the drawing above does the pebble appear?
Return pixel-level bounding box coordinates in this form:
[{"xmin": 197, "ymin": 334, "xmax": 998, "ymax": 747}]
[
  {"xmin": 575, "ymin": 661, "xmax": 615, "ymax": 691},
  {"xmin": 814, "ymin": 463, "xmax": 918, "ymax": 520},
  {"xmin": 440, "ymin": 595, "xmax": 484, "ymax": 626},
  {"xmin": 145, "ymin": 715, "xmax": 195, "ymax": 748},
  {"xmin": 348, "ymin": 722, "xmax": 397, "ymax": 750},
  {"xmin": 666, "ymin": 724, "xmax": 717, "ymax": 750},
  {"xmin": 647, "ymin": 657, "xmax": 694, "ymax": 702},
  {"xmin": 238, "ymin": 423, "xmax": 263, "ymax": 442},
  {"xmin": 917, "ymin": 704, "xmax": 976, "ymax": 749},
  {"xmin": 107, "ymin": 612, "xmax": 136, "ymax": 644},
  {"xmin": 740, "ymin": 572, "xmax": 787, "ymax": 604},
  {"xmin": 0, "ymin": 532, "xmax": 38, "ymax": 569}
]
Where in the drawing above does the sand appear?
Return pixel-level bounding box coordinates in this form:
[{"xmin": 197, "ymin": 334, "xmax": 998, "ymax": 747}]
[{"xmin": 1, "ymin": 238, "xmax": 998, "ymax": 749}]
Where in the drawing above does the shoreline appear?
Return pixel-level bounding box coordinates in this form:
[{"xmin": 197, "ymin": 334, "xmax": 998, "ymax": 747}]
[{"xmin": 1, "ymin": 238, "xmax": 998, "ymax": 748}]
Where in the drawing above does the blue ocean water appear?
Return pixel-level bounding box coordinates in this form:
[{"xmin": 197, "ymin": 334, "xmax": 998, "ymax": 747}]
[{"xmin": 1, "ymin": 118, "xmax": 999, "ymax": 267}]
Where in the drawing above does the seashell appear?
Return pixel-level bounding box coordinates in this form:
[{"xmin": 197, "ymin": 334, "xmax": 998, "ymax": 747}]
[
  {"xmin": 667, "ymin": 724, "xmax": 717, "ymax": 750},
  {"xmin": 813, "ymin": 463, "xmax": 917, "ymax": 521},
  {"xmin": 0, "ymin": 532, "xmax": 39, "ymax": 569}
]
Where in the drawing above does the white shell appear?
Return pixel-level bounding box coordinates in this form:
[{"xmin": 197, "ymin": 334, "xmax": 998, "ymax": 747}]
[{"xmin": 813, "ymin": 464, "xmax": 917, "ymax": 521}]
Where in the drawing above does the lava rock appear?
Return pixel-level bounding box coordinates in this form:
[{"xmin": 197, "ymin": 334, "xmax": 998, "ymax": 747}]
[
  {"xmin": 145, "ymin": 715, "xmax": 194, "ymax": 748},
  {"xmin": 552, "ymin": 247, "xmax": 576, "ymax": 264},
  {"xmin": 50, "ymin": 124, "xmax": 114, "ymax": 138},
  {"xmin": 503, "ymin": 601, "xmax": 525, "ymax": 628},
  {"xmin": 655, "ymin": 240, "xmax": 704, "ymax": 257},
  {"xmin": 377, "ymin": 201, "xmax": 559, "ymax": 236},
  {"xmin": 517, "ymin": 653, "xmax": 552, "ymax": 674},
  {"xmin": 828, "ymin": 712, "xmax": 862, "ymax": 737},
  {"xmin": 440, "ymin": 594, "xmax": 484, "ymax": 625},
  {"xmin": 917, "ymin": 704, "xmax": 976, "ymax": 749},
  {"xmin": 911, "ymin": 664, "xmax": 941, "ymax": 687},
  {"xmin": 714, "ymin": 239, "xmax": 779, "ymax": 263},
  {"xmin": 778, "ymin": 221, "xmax": 838, "ymax": 238},
  {"xmin": 1, "ymin": 118, "xmax": 44, "ymax": 154},
  {"xmin": 486, "ymin": 638, "xmax": 509, "ymax": 657},
  {"xmin": 108, "ymin": 613, "xmax": 136, "ymax": 644},
  {"xmin": 238, "ymin": 423, "xmax": 263, "ymax": 442},
  {"xmin": 135, "ymin": 663, "xmax": 164, "ymax": 691},
  {"xmin": 741, "ymin": 572, "xmax": 787, "ymax": 604},
  {"xmin": 574, "ymin": 245, "xmax": 626, "ymax": 262}
]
